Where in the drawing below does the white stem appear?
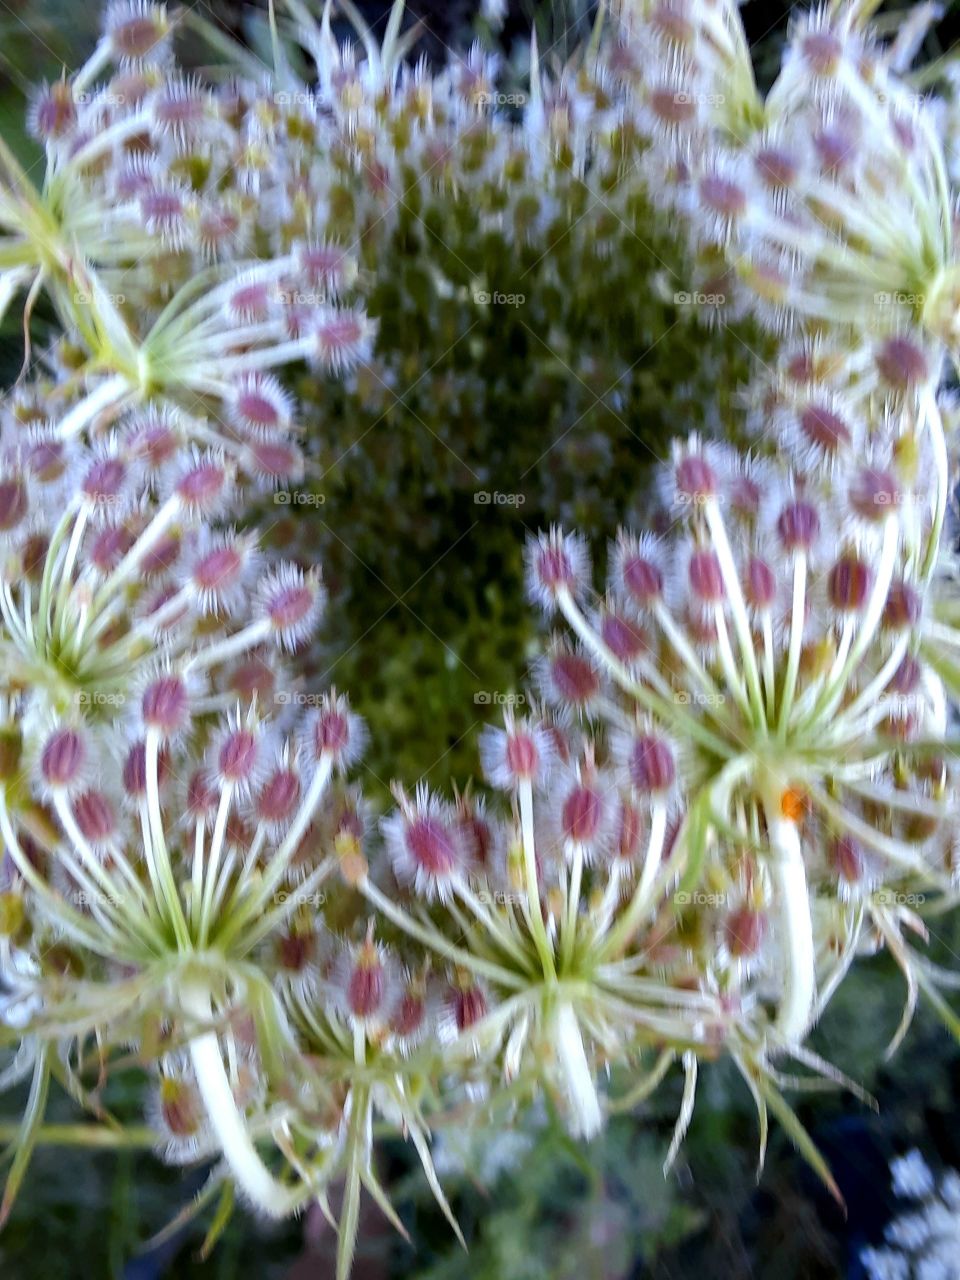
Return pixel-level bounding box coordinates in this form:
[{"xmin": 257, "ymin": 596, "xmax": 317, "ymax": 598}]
[
  {"xmin": 777, "ymin": 554, "xmax": 807, "ymax": 737},
  {"xmin": 704, "ymin": 499, "xmax": 766, "ymax": 725},
  {"xmin": 519, "ymin": 776, "xmax": 556, "ymax": 980},
  {"xmin": 183, "ymin": 984, "xmax": 300, "ymax": 1218},
  {"xmin": 553, "ymin": 1002, "xmax": 602, "ymax": 1139},
  {"xmin": 762, "ymin": 783, "xmax": 815, "ymax": 1043},
  {"xmin": 56, "ymin": 374, "xmax": 130, "ymax": 439}
]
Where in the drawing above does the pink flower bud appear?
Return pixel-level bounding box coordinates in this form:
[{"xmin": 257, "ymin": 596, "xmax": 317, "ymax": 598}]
[
  {"xmin": 525, "ymin": 528, "xmax": 589, "ymax": 610},
  {"xmin": 0, "ymin": 477, "xmax": 28, "ymax": 532},
  {"xmin": 28, "ymin": 82, "xmax": 77, "ymax": 142},
  {"xmin": 744, "ymin": 556, "xmax": 776, "ymax": 610},
  {"xmin": 875, "ymin": 337, "xmax": 929, "ymax": 390},
  {"xmin": 541, "ymin": 648, "xmax": 601, "ymax": 711},
  {"xmin": 624, "ymin": 733, "xmax": 676, "ymax": 797},
  {"xmin": 228, "ymin": 375, "xmax": 293, "ymax": 439},
  {"xmin": 724, "ymin": 908, "xmax": 766, "ymax": 957},
  {"xmin": 256, "ymin": 565, "xmax": 325, "ymax": 650},
  {"xmin": 450, "ymin": 982, "xmax": 487, "ymax": 1033},
  {"xmin": 173, "ymin": 454, "xmax": 230, "ymax": 515},
  {"xmin": 777, "ymin": 500, "xmax": 820, "ymax": 552},
  {"xmin": 600, "ymin": 610, "xmax": 649, "ymax": 662},
  {"xmin": 311, "ymin": 309, "xmax": 371, "ymax": 372},
  {"xmin": 141, "ymin": 674, "xmax": 191, "ymax": 739},
  {"xmin": 105, "ymin": 3, "xmax": 170, "ymax": 60},
  {"xmin": 613, "ymin": 534, "xmax": 665, "ymax": 608},
  {"xmin": 828, "ymin": 553, "xmax": 874, "ymax": 613},
  {"xmin": 849, "ymin": 467, "xmax": 900, "ymax": 522},
  {"xmin": 254, "ymin": 764, "xmax": 302, "ymax": 831},
  {"xmin": 40, "ymin": 727, "xmax": 87, "ymax": 791},
  {"xmin": 90, "ymin": 525, "xmax": 135, "ymax": 573},
  {"xmin": 799, "ymin": 403, "xmax": 852, "ymax": 457},
  {"xmin": 303, "ymin": 691, "xmax": 367, "ymax": 771},
  {"xmin": 121, "ymin": 739, "xmax": 171, "ymax": 802},
  {"xmin": 883, "ymin": 580, "xmax": 922, "ymax": 631},
  {"xmin": 383, "ymin": 787, "xmax": 466, "ymax": 900},
  {"xmin": 72, "ymin": 789, "xmax": 117, "ymax": 846},
  {"xmin": 675, "ymin": 453, "xmax": 718, "ymax": 501},
  {"xmin": 827, "ymin": 834, "xmax": 865, "ymax": 884}
]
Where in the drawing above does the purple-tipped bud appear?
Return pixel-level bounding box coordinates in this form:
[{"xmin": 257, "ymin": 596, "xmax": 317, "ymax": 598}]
[
  {"xmin": 688, "ymin": 549, "xmax": 725, "ymax": 603},
  {"xmin": 883, "ymin": 580, "xmax": 922, "ymax": 631},
  {"xmin": 383, "ymin": 788, "xmax": 467, "ymax": 899},
  {"xmin": 217, "ymin": 727, "xmax": 260, "ymax": 787},
  {"xmin": 627, "ymin": 734, "xmax": 676, "ymax": 796},
  {"xmin": 754, "ymin": 146, "xmax": 799, "ymax": 190},
  {"xmin": 122, "ymin": 739, "xmax": 170, "ymax": 799},
  {"xmin": 229, "ymin": 374, "xmax": 293, "ymax": 438},
  {"xmin": 744, "ymin": 556, "xmax": 777, "ymax": 610},
  {"xmin": 828, "ymin": 553, "xmax": 874, "ymax": 612},
  {"xmin": 451, "ymin": 982, "xmax": 487, "ymax": 1032},
  {"xmin": 800, "ymin": 404, "xmax": 851, "ymax": 456},
  {"xmin": 40, "ymin": 727, "xmax": 86, "ymax": 790},
  {"xmin": 90, "ymin": 525, "xmax": 135, "ymax": 573},
  {"xmin": 142, "ymin": 675, "xmax": 190, "ymax": 738},
  {"xmin": 28, "ymin": 82, "xmax": 77, "ymax": 142},
  {"xmin": 256, "ymin": 566, "xmax": 325, "ymax": 650},
  {"xmin": 312, "ymin": 310, "xmax": 371, "ymax": 372},
  {"xmin": 526, "ymin": 529, "xmax": 589, "ymax": 610},
  {"xmin": 559, "ymin": 779, "xmax": 607, "ymax": 852},
  {"xmin": 543, "ymin": 649, "xmax": 601, "ymax": 710},
  {"xmin": 305, "ymin": 692, "xmax": 366, "ymax": 770},
  {"xmin": 254, "ymin": 766, "xmax": 301, "ymax": 829},
  {"xmin": 887, "ymin": 653, "xmax": 922, "ymax": 695},
  {"xmin": 675, "ymin": 454, "xmax": 718, "ymax": 501},
  {"xmin": 600, "ymin": 610, "xmax": 649, "ymax": 662},
  {"xmin": 174, "ymin": 456, "xmax": 230, "ymax": 514},
  {"xmin": 105, "ymin": 3, "xmax": 170, "ymax": 60},
  {"xmin": 801, "ymin": 28, "xmax": 844, "ymax": 75},
  {"xmin": 828, "ymin": 834, "xmax": 865, "ymax": 884},
  {"xmin": 0, "ymin": 477, "xmax": 28, "ymax": 531},
  {"xmin": 699, "ymin": 174, "xmax": 748, "ymax": 220},
  {"xmin": 876, "ymin": 337, "xmax": 929, "ymax": 390},
  {"xmin": 849, "ymin": 467, "xmax": 900, "ymax": 521},
  {"xmin": 725, "ymin": 908, "xmax": 766, "ymax": 957},
  {"xmin": 72, "ymin": 789, "xmax": 117, "ymax": 846},
  {"xmin": 777, "ymin": 500, "xmax": 820, "ymax": 552}
]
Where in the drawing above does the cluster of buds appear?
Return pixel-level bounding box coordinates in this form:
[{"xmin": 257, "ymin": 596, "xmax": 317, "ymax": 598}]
[
  {"xmin": 1, "ymin": 1, "xmax": 373, "ymax": 485},
  {"xmin": 608, "ymin": 2, "xmax": 960, "ymax": 350}
]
